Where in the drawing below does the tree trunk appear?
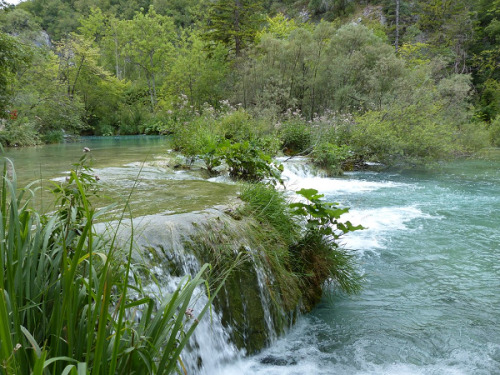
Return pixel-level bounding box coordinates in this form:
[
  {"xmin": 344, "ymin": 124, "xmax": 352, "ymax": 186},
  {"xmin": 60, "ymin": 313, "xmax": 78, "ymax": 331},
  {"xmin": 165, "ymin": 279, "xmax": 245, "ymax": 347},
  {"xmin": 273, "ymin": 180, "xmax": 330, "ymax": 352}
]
[
  {"xmin": 395, "ymin": 0, "xmax": 400, "ymax": 53},
  {"xmin": 150, "ymin": 52, "xmax": 157, "ymax": 110},
  {"xmin": 114, "ymin": 33, "xmax": 120, "ymax": 79},
  {"xmin": 148, "ymin": 75, "xmax": 155, "ymax": 112},
  {"xmin": 234, "ymin": 0, "xmax": 242, "ymax": 56},
  {"xmin": 71, "ymin": 55, "xmax": 86, "ymax": 99}
]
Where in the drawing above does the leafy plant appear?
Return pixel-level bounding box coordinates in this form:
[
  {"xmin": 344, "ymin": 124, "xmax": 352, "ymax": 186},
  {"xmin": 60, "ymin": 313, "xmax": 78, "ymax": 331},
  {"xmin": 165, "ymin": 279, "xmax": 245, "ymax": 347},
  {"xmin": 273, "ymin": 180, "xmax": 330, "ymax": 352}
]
[
  {"xmin": 290, "ymin": 188, "xmax": 363, "ymax": 238},
  {"xmin": 0, "ymin": 156, "xmax": 226, "ymax": 374},
  {"xmin": 219, "ymin": 141, "xmax": 283, "ymax": 184},
  {"xmin": 0, "ymin": 118, "xmax": 40, "ymax": 147},
  {"xmin": 41, "ymin": 130, "xmax": 64, "ymax": 144},
  {"xmin": 289, "ymin": 188, "xmax": 363, "ymax": 295},
  {"xmin": 239, "ymin": 184, "xmax": 364, "ymax": 299},
  {"xmin": 280, "ymin": 120, "xmax": 312, "ymax": 155},
  {"xmin": 312, "ymin": 143, "xmax": 353, "ymax": 175},
  {"xmin": 488, "ymin": 116, "xmax": 500, "ymax": 146}
]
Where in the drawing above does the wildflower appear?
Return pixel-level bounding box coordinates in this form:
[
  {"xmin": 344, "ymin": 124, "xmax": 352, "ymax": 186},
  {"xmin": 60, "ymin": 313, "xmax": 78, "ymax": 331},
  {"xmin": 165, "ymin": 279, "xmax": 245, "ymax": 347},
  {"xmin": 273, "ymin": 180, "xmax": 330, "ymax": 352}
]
[{"xmin": 185, "ymin": 308, "xmax": 194, "ymax": 319}]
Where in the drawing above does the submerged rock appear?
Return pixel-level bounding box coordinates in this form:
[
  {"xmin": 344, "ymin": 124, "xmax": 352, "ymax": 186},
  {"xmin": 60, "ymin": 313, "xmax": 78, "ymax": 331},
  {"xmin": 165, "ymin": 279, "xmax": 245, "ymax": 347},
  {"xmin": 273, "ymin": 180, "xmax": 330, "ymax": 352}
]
[{"xmin": 260, "ymin": 355, "xmax": 298, "ymax": 366}]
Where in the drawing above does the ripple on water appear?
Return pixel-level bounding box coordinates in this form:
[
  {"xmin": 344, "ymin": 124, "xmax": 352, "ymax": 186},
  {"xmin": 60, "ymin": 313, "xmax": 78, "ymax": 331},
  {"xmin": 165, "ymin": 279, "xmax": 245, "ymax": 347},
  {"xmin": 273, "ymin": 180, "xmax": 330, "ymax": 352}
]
[{"xmin": 217, "ymin": 160, "xmax": 500, "ymax": 375}]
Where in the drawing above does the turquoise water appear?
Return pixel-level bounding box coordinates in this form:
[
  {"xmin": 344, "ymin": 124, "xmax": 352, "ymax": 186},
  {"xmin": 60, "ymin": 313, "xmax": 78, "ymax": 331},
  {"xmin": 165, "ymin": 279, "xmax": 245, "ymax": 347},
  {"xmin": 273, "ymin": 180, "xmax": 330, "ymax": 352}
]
[
  {"xmin": 219, "ymin": 156, "xmax": 500, "ymax": 374},
  {"xmin": 2, "ymin": 136, "xmax": 238, "ymax": 215},
  {"xmin": 6, "ymin": 139, "xmax": 499, "ymax": 374},
  {"xmin": 2, "ymin": 136, "xmax": 170, "ymax": 183}
]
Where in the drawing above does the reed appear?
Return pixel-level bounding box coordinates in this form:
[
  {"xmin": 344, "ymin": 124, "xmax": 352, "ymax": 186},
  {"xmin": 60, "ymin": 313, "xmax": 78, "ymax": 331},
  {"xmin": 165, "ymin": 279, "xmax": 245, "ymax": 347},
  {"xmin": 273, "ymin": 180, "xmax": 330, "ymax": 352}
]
[{"xmin": 0, "ymin": 157, "xmax": 221, "ymax": 374}]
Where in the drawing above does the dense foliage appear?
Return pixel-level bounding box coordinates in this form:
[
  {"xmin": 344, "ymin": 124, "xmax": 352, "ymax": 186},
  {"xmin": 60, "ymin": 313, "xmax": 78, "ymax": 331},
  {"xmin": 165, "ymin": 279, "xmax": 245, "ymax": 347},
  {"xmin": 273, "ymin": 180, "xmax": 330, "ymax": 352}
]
[{"xmin": 0, "ymin": 0, "xmax": 498, "ymax": 165}]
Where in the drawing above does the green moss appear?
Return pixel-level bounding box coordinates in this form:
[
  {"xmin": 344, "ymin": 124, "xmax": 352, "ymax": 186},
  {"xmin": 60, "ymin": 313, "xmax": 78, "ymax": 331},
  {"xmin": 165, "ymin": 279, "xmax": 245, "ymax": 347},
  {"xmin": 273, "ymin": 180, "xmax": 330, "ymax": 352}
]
[{"xmin": 185, "ymin": 215, "xmax": 301, "ymax": 354}]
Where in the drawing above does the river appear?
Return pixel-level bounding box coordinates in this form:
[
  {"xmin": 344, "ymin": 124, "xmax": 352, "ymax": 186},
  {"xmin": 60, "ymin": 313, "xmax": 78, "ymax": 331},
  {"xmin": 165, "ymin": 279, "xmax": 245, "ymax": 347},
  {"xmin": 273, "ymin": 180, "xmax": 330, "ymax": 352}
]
[
  {"xmin": 4, "ymin": 137, "xmax": 500, "ymax": 374},
  {"xmin": 219, "ymin": 155, "xmax": 500, "ymax": 374},
  {"xmin": 3, "ymin": 136, "xmax": 238, "ymax": 216}
]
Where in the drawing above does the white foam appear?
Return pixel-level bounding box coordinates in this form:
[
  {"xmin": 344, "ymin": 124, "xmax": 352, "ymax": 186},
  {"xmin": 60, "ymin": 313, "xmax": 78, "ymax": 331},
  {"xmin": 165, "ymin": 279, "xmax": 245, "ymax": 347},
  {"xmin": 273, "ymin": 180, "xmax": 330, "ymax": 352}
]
[
  {"xmin": 344, "ymin": 206, "xmax": 432, "ymax": 232},
  {"xmin": 286, "ymin": 175, "xmax": 406, "ymax": 194},
  {"xmin": 141, "ymin": 273, "xmax": 241, "ymax": 375},
  {"xmin": 340, "ymin": 206, "xmax": 434, "ymax": 252},
  {"xmin": 207, "ymin": 175, "xmax": 236, "ymax": 184},
  {"xmin": 281, "ymin": 162, "xmax": 406, "ymax": 194},
  {"xmin": 214, "ymin": 319, "xmax": 495, "ymax": 375}
]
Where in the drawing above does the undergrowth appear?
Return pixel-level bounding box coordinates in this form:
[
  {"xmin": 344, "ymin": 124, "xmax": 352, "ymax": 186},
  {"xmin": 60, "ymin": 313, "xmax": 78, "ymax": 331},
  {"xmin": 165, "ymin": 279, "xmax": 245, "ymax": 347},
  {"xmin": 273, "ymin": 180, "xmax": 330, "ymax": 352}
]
[{"xmin": 239, "ymin": 184, "xmax": 363, "ymax": 309}]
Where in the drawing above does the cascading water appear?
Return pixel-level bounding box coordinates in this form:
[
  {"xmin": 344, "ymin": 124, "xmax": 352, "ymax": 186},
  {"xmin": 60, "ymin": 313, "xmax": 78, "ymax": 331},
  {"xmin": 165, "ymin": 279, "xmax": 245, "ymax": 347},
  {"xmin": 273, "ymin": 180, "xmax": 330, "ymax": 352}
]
[
  {"xmin": 214, "ymin": 158, "xmax": 500, "ymax": 374},
  {"xmin": 118, "ymin": 209, "xmax": 292, "ymax": 374},
  {"xmin": 120, "ymin": 157, "xmax": 499, "ymax": 375}
]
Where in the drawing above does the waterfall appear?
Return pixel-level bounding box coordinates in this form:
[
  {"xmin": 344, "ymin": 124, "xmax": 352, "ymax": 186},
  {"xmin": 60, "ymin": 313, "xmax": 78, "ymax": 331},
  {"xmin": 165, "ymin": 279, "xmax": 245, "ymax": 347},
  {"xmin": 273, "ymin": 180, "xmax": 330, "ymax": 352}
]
[
  {"xmin": 105, "ymin": 158, "xmax": 360, "ymax": 373},
  {"xmin": 112, "ymin": 208, "xmax": 296, "ymax": 374}
]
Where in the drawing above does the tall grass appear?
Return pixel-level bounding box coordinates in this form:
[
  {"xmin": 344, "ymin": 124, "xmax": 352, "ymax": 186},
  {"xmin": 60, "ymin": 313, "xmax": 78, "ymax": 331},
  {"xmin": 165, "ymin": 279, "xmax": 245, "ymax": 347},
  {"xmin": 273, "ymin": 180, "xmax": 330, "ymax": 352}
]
[
  {"xmin": 0, "ymin": 157, "xmax": 223, "ymax": 374},
  {"xmin": 239, "ymin": 183, "xmax": 299, "ymax": 246},
  {"xmin": 239, "ymin": 184, "xmax": 362, "ymax": 304}
]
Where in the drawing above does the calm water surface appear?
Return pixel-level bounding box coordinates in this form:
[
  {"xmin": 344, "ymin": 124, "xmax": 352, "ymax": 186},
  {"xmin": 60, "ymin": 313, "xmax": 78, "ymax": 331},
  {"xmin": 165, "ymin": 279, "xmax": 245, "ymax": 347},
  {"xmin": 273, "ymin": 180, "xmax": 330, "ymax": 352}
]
[{"xmin": 2, "ymin": 136, "xmax": 238, "ymax": 215}]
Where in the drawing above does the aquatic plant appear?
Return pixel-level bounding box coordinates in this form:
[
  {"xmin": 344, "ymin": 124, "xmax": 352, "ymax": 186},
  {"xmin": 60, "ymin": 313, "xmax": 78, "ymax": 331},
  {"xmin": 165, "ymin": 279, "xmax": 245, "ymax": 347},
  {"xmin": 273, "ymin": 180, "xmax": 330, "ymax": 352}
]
[
  {"xmin": 0, "ymin": 156, "xmax": 222, "ymax": 374},
  {"xmin": 239, "ymin": 184, "xmax": 363, "ymax": 310},
  {"xmin": 290, "ymin": 188, "xmax": 363, "ymax": 298},
  {"xmin": 219, "ymin": 141, "xmax": 284, "ymax": 184}
]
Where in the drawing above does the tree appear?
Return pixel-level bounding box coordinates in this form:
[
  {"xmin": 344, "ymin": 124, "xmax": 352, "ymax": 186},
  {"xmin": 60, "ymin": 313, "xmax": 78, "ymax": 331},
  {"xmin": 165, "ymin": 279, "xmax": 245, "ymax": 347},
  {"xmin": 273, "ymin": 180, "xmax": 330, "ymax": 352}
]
[
  {"xmin": 471, "ymin": 0, "xmax": 500, "ymax": 121},
  {"xmin": 233, "ymin": 22, "xmax": 406, "ymax": 118},
  {"xmin": 56, "ymin": 33, "xmax": 128, "ymax": 131},
  {"xmin": 151, "ymin": 0, "xmax": 208, "ymax": 28},
  {"xmin": 416, "ymin": 0, "xmax": 474, "ymax": 73},
  {"xmin": 204, "ymin": 0, "xmax": 264, "ymax": 57},
  {"xmin": 12, "ymin": 47, "xmax": 85, "ymax": 136},
  {"xmin": 19, "ymin": 0, "xmax": 80, "ymax": 40},
  {"xmin": 395, "ymin": 0, "xmax": 400, "ymax": 52},
  {"xmin": 0, "ymin": 31, "xmax": 30, "ymax": 117},
  {"xmin": 122, "ymin": 7, "xmax": 175, "ymax": 110},
  {"xmin": 162, "ymin": 33, "xmax": 229, "ymax": 110}
]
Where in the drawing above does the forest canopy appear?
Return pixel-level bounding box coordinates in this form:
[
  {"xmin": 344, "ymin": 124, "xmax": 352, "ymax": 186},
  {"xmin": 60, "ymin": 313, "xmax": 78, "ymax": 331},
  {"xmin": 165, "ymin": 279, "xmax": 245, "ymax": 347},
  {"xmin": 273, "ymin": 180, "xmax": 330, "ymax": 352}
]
[{"xmin": 0, "ymin": 0, "xmax": 499, "ymax": 163}]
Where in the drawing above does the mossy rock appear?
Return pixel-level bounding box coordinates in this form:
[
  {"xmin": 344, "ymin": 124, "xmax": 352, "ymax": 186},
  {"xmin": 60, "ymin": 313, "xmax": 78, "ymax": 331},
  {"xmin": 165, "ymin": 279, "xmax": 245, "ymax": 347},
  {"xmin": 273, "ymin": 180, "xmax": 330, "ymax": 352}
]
[{"xmin": 185, "ymin": 217, "xmax": 302, "ymax": 354}]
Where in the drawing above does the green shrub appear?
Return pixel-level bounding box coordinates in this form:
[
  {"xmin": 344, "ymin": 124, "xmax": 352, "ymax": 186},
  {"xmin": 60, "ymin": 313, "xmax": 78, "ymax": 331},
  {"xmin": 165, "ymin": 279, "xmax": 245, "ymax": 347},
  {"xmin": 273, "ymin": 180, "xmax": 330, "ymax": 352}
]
[
  {"xmin": 312, "ymin": 143, "xmax": 353, "ymax": 175},
  {"xmin": 117, "ymin": 105, "xmax": 151, "ymax": 135},
  {"xmin": 94, "ymin": 123, "xmax": 115, "ymax": 136},
  {"xmin": 455, "ymin": 121, "xmax": 490, "ymax": 154},
  {"xmin": 119, "ymin": 120, "xmax": 141, "ymax": 135},
  {"xmin": 351, "ymin": 105, "xmax": 456, "ymax": 165},
  {"xmin": 240, "ymin": 185, "xmax": 363, "ymax": 305},
  {"xmin": 289, "ymin": 188, "xmax": 363, "ymax": 296},
  {"xmin": 256, "ymin": 133, "xmax": 281, "ymax": 155},
  {"xmin": 41, "ymin": 129, "xmax": 64, "ymax": 144},
  {"xmin": 219, "ymin": 141, "xmax": 283, "ymax": 184},
  {"xmin": 173, "ymin": 115, "xmax": 223, "ymax": 169},
  {"xmin": 0, "ymin": 118, "xmax": 40, "ymax": 146},
  {"xmin": 218, "ymin": 108, "xmax": 254, "ymax": 141},
  {"xmin": 280, "ymin": 120, "xmax": 312, "ymax": 154},
  {"xmin": 172, "ymin": 109, "xmax": 280, "ymax": 173},
  {"xmin": 489, "ymin": 116, "xmax": 500, "ymax": 147}
]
